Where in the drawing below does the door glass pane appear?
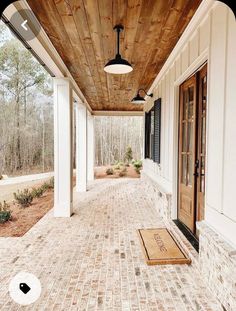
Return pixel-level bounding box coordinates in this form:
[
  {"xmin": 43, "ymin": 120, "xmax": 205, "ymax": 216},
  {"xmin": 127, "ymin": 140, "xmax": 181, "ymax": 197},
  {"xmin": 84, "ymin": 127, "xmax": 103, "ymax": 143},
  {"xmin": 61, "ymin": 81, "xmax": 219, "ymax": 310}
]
[
  {"xmin": 188, "ymin": 87, "xmax": 194, "ymax": 119},
  {"xmin": 182, "ymin": 122, "xmax": 187, "ymax": 152},
  {"xmin": 187, "ymin": 155, "xmax": 193, "ymax": 186},
  {"xmin": 202, "ymin": 78, "xmax": 207, "ymax": 113},
  {"xmin": 187, "ymin": 121, "xmax": 193, "ymax": 152},
  {"xmin": 183, "ymin": 90, "xmax": 188, "ymax": 120},
  {"xmin": 189, "ymin": 86, "xmax": 194, "ymax": 101},
  {"xmin": 181, "ymin": 155, "xmax": 187, "ymax": 185}
]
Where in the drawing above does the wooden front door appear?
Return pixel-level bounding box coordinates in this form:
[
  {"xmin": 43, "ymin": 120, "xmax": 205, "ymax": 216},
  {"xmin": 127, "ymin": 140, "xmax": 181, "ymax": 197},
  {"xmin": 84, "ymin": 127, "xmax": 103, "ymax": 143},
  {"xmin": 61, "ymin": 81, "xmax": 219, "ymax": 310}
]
[
  {"xmin": 178, "ymin": 64, "xmax": 207, "ymax": 235},
  {"xmin": 178, "ymin": 75, "xmax": 197, "ymax": 233}
]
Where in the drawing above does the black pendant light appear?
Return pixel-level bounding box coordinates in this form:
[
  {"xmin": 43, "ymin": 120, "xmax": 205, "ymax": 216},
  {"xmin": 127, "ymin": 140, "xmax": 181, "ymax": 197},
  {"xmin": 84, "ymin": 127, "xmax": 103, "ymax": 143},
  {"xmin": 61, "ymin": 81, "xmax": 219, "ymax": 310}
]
[
  {"xmin": 104, "ymin": 25, "xmax": 133, "ymax": 75},
  {"xmin": 131, "ymin": 89, "xmax": 153, "ymax": 104}
]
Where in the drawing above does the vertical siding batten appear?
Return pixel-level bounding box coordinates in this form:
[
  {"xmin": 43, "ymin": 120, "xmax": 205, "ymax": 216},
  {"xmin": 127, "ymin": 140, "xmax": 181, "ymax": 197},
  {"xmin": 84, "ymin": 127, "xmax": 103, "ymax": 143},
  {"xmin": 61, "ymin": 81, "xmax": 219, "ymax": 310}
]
[
  {"xmin": 168, "ymin": 66, "xmax": 175, "ymax": 182},
  {"xmin": 189, "ymin": 31, "xmax": 199, "ymax": 64},
  {"xmin": 206, "ymin": 4, "xmax": 227, "ymax": 212},
  {"xmin": 223, "ymin": 9, "xmax": 236, "ymax": 221},
  {"xmin": 165, "ymin": 72, "xmax": 170, "ymax": 180}
]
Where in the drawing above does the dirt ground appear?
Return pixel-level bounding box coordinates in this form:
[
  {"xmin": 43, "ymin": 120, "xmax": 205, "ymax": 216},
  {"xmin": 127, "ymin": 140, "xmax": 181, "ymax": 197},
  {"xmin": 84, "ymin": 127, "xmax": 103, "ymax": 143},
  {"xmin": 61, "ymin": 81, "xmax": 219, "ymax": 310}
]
[
  {"xmin": 0, "ymin": 176, "xmax": 78, "ymax": 237},
  {"xmin": 0, "ymin": 189, "xmax": 53, "ymax": 237},
  {"xmin": 94, "ymin": 165, "xmax": 140, "ymax": 179},
  {"xmin": 0, "ymin": 177, "xmax": 76, "ymax": 237}
]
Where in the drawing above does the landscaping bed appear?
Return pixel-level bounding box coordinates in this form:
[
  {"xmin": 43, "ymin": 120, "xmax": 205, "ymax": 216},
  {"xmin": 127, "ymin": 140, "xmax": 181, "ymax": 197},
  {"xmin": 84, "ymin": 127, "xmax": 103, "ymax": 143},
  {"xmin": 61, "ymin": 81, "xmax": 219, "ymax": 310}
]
[
  {"xmin": 94, "ymin": 164, "xmax": 141, "ymax": 179},
  {"xmin": 0, "ymin": 179, "xmax": 54, "ymax": 237},
  {"xmin": 0, "ymin": 189, "xmax": 53, "ymax": 237}
]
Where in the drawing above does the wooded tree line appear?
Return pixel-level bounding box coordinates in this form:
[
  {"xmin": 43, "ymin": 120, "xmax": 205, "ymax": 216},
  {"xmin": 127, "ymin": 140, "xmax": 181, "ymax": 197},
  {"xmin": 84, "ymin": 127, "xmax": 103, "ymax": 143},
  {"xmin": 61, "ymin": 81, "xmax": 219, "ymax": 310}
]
[
  {"xmin": 0, "ymin": 22, "xmax": 53, "ymax": 176},
  {"xmin": 94, "ymin": 116, "xmax": 143, "ymax": 166},
  {"xmin": 0, "ymin": 22, "xmax": 143, "ymax": 176}
]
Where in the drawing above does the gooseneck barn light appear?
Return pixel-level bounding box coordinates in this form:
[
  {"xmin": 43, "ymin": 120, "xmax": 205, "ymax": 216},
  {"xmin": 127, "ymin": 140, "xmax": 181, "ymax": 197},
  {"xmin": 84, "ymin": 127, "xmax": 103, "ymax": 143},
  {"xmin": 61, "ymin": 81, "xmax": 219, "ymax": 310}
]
[
  {"xmin": 104, "ymin": 25, "xmax": 133, "ymax": 75},
  {"xmin": 131, "ymin": 89, "xmax": 153, "ymax": 104}
]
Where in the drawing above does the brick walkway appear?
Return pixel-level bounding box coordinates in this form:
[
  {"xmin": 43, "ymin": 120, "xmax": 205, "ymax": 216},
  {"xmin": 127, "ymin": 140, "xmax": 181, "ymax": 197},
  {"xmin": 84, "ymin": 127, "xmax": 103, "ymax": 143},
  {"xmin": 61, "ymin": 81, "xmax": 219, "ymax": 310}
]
[{"xmin": 0, "ymin": 179, "xmax": 222, "ymax": 310}]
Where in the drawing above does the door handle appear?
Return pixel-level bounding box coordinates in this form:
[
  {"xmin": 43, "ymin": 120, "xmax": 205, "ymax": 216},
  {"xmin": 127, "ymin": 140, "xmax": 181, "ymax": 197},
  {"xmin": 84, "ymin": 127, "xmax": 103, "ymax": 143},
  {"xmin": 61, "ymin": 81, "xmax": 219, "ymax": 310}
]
[{"xmin": 194, "ymin": 159, "xmax": 199, "ymax": 177}]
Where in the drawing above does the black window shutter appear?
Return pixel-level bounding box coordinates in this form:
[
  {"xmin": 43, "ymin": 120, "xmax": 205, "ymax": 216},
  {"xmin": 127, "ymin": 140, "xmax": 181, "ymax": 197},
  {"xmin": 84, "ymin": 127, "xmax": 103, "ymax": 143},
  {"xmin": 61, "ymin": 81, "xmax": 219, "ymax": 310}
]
[
  {"xmin": 153, "ymin": 98, "xmax": 161, "ymax": 164},
  {"xmin": 145, "ymin": 112, "xmax": 150, "ymax": 158}
]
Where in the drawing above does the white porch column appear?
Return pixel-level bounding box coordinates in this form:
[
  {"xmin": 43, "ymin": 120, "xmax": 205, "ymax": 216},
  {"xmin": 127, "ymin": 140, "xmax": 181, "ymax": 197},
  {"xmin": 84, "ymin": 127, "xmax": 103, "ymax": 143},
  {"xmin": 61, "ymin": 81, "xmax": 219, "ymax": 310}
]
[
  {"xmin": 76, "ymin": 102, "xmax": 87, "ymax": 192},
  {"xmin": 54, "ymin": 78, "xmax": 73, "ymax": 217},
  {"xmin": 87, "ymin": 113, "xmax": 95, "ymax": 181}
]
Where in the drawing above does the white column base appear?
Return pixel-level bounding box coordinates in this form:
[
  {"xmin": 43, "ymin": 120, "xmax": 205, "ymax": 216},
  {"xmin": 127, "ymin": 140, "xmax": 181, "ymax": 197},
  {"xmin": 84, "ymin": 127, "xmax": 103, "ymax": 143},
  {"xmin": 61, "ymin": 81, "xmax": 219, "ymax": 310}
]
[
  {"xmin": 54, "ymin": 202, "xmax": 73, "ymax": 218},
  {"xmin": 76, "ymin": 184, "xmax": 87, "ymax": 193}
]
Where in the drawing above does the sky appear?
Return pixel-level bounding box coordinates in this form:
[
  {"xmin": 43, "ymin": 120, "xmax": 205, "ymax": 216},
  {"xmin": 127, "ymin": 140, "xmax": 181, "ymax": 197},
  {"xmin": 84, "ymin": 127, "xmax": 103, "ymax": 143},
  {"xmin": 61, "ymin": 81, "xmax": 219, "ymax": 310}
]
[{"xmin": 0, "ymin": 20, "xmax": 12, "ymax": 46}]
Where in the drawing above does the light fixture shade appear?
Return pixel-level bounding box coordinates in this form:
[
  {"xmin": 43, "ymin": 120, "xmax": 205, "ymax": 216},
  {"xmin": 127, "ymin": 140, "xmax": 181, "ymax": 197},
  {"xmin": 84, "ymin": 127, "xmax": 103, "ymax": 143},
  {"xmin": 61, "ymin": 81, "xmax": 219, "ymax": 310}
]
[
  {"xmin": 104, "ymin": 25, "xmax": 133, "ymax": 75},
  {"xmin": 131, "ymin": 89, "xmax": 153, "ymax": 104},
  {"xmin": 104, "ymin": 54, "xmax": 133, "ymax": 74},
  {"xmin": 131, "ymin": 93, "xmax": 145, "ymax": 104}
]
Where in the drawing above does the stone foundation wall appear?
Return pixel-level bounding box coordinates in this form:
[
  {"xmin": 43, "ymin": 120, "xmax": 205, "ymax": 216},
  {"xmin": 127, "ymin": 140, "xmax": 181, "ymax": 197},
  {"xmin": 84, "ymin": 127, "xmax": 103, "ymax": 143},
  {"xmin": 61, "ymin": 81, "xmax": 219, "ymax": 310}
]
[
  {"xmin": 141, "ymin": 172, "xmax": 172, "ymax": 220},
  {"xmin": 197, "ymin": 221, "xmax": 236, "ymax": 311}
]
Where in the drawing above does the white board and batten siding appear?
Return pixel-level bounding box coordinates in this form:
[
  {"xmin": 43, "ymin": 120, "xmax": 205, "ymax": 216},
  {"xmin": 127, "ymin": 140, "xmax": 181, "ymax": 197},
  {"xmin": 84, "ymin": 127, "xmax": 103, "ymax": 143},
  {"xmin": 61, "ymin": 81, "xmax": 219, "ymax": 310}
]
[{"xmin": 143, "ymin": 0, "xmax": 236, "ymax": 247}]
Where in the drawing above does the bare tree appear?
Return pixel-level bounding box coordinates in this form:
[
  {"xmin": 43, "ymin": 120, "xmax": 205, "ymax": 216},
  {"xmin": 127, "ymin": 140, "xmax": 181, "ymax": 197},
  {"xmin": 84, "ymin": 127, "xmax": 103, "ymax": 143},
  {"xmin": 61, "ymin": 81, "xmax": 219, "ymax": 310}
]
[
  {"xmin": 0, "ymin": 22, "xmax": 53, "ymax": 176},
  {"xmin": 94, "ymin": 116, "xmax": 143, "ymax": 166}
]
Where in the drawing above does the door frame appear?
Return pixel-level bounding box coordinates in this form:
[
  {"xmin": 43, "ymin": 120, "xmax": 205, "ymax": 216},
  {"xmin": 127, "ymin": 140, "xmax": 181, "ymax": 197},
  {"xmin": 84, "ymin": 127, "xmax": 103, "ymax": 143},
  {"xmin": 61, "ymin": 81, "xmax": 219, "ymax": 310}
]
[
  {"xmin": 178, "ymin": 74, "xmax": 198, "ymax": 233},
  {"xmin": 171, "ymin": 50, "xmax": 209, "ymax": 225}
]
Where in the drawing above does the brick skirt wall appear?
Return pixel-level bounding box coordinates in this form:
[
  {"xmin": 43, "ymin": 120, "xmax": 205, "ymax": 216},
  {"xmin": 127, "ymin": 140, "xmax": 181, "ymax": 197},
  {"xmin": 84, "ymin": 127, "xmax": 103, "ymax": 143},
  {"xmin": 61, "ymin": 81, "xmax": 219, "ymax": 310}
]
[
  {"xmin": 197, "ymin": 222, "xmax": 236, "ymax": 311},
  {"xmin": 140, "ymin": 172, "xmax": 172, "ymax": 220}
]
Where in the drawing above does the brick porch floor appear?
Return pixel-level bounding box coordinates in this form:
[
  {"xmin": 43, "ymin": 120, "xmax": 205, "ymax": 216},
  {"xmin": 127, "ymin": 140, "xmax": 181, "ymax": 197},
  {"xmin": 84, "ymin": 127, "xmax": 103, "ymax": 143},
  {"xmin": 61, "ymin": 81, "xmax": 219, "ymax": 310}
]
[{"xmin": 0, "ymin": 179, "xmax": 222, "ymax": 310}]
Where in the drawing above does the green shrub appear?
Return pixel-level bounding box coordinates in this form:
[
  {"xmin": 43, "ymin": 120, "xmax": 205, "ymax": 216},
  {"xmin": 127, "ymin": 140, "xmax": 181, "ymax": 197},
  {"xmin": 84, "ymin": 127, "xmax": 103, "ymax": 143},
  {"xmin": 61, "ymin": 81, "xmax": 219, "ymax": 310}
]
[
  {"xmin": 133, "ymin": 160, "xmax": 142, "ymax": 169},
  {"xmin": 114, "ymin": 164, "xmax": 120, "ymax": 170},
  {"xmin": 41, "ymin": 182, "xmax": 50, "ymax": 192},
  {"xmin": 0, "ymin": 201, "xmax": 11, "ymax": 223},
  {"xmin": 31, "ymin": 187, "xmax": 44, "ymax": 199},
  {"xmin": 133, "ymin": 160, "xmax": 143, "ymax": 174},
  {"xmin": 41, "ymin": 177, "xmax": 54, "ymax": 192},
  {"xmin": 124, "ymin": 146, "xmax": 133, "ymax": 164},
  {"xmin": 119, "ymin": 167, "xmax": 127, "ymax": 177},
  {"xmin": 48, "ymin": 177, "xmax": 54, "ymax": 189},
  {"xmin": 106, "ymin": 167, "xmax": 114, "ymax": 175},
  {"xmin": 13, "ymin": 189, "xmax": 33, "ymax": 207}
]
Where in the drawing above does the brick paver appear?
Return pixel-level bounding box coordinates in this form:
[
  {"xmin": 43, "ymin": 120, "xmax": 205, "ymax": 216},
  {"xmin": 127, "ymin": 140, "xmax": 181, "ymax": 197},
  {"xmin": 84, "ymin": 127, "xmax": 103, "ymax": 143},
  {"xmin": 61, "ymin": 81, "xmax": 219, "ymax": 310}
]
[{"xmin": 0, "ymin": 179, "xmax": 223, "ymax": 310}]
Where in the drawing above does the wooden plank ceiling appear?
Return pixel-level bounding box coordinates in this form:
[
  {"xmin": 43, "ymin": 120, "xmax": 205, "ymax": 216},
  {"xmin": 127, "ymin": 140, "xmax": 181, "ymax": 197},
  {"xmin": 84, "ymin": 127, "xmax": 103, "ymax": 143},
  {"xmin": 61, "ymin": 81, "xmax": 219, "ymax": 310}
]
[{"xmin": 27, "ymin": 0, "xmax": 202, "ymax": 111}]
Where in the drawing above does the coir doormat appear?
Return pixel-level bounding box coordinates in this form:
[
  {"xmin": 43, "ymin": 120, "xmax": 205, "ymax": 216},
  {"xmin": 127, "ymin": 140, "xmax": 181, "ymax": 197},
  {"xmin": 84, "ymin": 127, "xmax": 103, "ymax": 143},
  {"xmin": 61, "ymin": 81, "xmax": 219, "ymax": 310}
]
[{"xmin": 138, "ymin": 228, "xmax": 191, "ymax": 265}]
